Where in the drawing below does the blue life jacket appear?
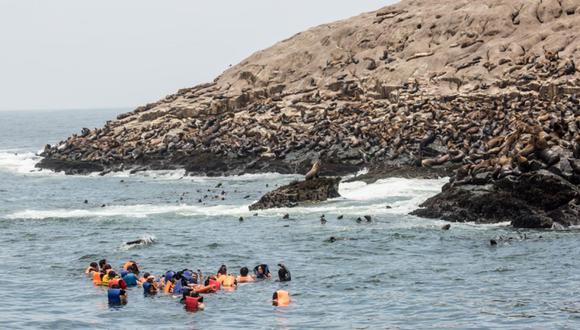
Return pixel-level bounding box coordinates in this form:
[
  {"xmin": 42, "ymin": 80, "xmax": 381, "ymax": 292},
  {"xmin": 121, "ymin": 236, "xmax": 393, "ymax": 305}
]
[
  {"xmin": 123, "ymin": 273, "xmax": 138, "ymax": 287},
  {"xmin": 108, "ymin": 289, "xmax": 121, "ymax": 305},
  {"xmin": 173, "ymin": 280, "xmax": 184, "ymax": 295},
  {"xmin": 183, "ymin": 271, "xmax": 193, "ymax": 282},
  {"xmin": 254, "ymin": 264, "xmax": 270, "ymax": 279},
  {"xmin": 143, "ymin": 282, "xmax": 152, "ymax": 294},
  {"xmin": 165, "ymin": 271, "xmax": 175, "ymax": 282}
]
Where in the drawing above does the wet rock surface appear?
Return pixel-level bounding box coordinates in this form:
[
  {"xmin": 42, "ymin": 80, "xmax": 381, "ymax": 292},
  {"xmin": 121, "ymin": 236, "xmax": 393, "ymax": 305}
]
[
  {"xmin": 412, "ymin": 170, "xmax": 580, "ymax": 228},
  {"xmin": 249, "ymin": 177, "xmax": 341, "ymax": 210}
]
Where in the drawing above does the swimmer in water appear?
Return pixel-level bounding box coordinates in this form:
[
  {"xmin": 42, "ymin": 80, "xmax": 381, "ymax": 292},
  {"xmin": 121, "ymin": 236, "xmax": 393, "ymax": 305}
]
[
  {"xmin": 254, "ymin": 264, "xmax": 272, "ymax": 279},
  {"xmin": 182, "ymin": 289, "xmax": 205, "ymax": 311},
  {"xmin": 143, "ymin": 276, "xmax": 158, "ymax": 295},
  {"xmin": 217, "ymin": 264, "xmax": 227, "ymax": 276},
  {"xmin": 272, "ymin": 290, "xmax": 291, "ymax": 306},
  {"xmin": 122, "ymin": 270, "xmax": 138, "ymax": 287},
  {"xmin": 236, "ymin": 267, "xmax": 255, "ymax": 283},
  {"xmin": 85, "ymin": 262, "xmax": 99, "ymax": 275},
  {"xmin": 107, "ymin": 271, "xmax": 127, "ymax": 290},
  {"xmin": 138, "ymin": 272, "xmax": 151, "ymax": 285},
  {"xmin": 98, "ymin": 259, "xmax": 107, "ymax": 270},
  {"xmin": 108, "ymin": 284, "xmax": 128, "ymax": 305}
]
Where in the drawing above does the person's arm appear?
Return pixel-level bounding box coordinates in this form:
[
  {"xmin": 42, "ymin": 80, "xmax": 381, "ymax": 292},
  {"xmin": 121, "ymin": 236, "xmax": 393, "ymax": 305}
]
[
  {"xmin": 120, "ymin": 290, "xmax": 128, "ymax": 304},
  {"xmin": 198, "ymin": 303, "xmax": 206, "ymax": 310}
]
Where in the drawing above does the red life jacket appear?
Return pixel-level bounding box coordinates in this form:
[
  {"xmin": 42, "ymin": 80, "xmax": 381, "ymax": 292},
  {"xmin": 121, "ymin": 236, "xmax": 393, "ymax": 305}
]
[
  {"xmin": 209, "ymin": 279, "xmax": 221, "ymax": 291},
  {"xmin": 108, "ymin": 278, "xmax": 127, "ymax": 290},
  {"xmin": 185, "ymin": 296, "xmax": 200, "ymax": 311}
]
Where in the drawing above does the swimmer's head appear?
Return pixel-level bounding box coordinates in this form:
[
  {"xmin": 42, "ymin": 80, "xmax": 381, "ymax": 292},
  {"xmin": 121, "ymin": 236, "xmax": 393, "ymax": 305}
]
[{"xmin": 240, "ymin": 267, "xmax": 249, "ymax": 276}]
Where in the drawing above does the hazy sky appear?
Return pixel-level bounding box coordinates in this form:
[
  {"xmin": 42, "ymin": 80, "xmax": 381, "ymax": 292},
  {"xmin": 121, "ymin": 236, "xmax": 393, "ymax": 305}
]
[{"xmin": 0, "ymin": 0, "xmax": 394, "ymax": 111}]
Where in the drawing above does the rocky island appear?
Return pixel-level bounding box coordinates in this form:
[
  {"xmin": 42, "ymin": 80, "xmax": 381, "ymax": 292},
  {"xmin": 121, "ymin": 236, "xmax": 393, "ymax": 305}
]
[{"xmin": 38, "ymin": 0, "xmax": 579, "ymax": 228}]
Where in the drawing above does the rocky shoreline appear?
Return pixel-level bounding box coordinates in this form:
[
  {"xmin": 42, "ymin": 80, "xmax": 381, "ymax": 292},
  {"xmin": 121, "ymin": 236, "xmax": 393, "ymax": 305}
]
[{"xmin": 37, "ymin": 0, "xmax": 580, "ymax": 228}]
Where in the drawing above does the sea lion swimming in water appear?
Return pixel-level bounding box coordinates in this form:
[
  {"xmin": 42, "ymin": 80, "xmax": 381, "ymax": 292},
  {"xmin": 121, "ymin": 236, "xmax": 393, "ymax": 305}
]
[
  {"xmin": 305, "ymin": 160, "xmax": 321, "ymax": 180},
  {"xmin": 125, "ymin": 236, "xmax": 156, "ymax": 247}
]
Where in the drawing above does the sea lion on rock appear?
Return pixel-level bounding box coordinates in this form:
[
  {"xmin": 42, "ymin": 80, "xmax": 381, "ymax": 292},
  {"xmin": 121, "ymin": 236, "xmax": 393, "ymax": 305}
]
[
  {"xmin": 421, "ymin": 154, "xmax": 449, "ymax": 167},
  {"xmin": 305, "ymin": 160, "xmax": 321, "ymax": 180}
]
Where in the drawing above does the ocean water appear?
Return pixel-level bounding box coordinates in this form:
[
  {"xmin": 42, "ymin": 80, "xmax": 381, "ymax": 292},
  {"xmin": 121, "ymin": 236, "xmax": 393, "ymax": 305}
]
[{"xmin": 1, "ymin": 109, "xmax": 580, "ymax": 329}]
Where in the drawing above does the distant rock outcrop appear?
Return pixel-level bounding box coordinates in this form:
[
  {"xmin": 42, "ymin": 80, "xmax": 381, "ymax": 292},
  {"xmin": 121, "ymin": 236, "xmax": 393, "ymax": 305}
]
[{"xmin": 249, "ymin": 177, "xmax": 341, "ymax": 210}]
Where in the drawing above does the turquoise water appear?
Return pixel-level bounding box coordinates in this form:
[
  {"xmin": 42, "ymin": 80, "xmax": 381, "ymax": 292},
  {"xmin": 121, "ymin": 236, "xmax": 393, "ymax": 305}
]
[{"xmin": 1, "ymin": 109, "xmax": 580, "ymax": 329}]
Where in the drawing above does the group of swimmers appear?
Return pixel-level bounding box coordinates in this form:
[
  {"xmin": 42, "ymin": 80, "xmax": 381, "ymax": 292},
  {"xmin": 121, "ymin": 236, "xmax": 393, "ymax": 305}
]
[{"xmin": 85, "ymin": 259, "xmax": 292, "ymax": 311}]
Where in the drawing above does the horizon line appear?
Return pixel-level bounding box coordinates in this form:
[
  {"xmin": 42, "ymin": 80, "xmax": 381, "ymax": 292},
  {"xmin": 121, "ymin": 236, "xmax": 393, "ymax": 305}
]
[{"xmin": 0, "ymin": 106, "xmax": 134, "ymax": 112}]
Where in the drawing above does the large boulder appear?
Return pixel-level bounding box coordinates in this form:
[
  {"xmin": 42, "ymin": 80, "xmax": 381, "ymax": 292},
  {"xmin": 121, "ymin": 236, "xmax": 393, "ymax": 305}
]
[
  {"xmin": 249, "ymin": 177, "xmax": 341, "ymax": 210},
  {"xmin": 412, "ymin": 170, "xmax": 580, "ymax": 228}
]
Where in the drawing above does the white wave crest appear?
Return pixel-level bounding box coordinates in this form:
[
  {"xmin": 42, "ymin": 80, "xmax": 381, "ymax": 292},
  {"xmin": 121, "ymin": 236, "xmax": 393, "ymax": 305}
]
[
  {"xmin": 0, "ymin": 151, "xmax": 60, "ymax": 175},
  {"xmin": 339, "ymin": 177, "xmax": 448, "ymax": 200},
  {"xmin": 3, "ymin": 177, "xmax": 448, "ymax": 220},
  {"xmin": 4, "ymin": 203, "xmax": 251, "ymax": 220}
]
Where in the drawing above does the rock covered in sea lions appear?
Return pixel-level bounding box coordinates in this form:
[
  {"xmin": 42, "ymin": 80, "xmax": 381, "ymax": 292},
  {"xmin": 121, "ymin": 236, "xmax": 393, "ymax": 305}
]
[
  {"xmin": 38, "ymin": 0, "xmax": 580, "ymax": 179},
  {"xmin": 249, "ymin": 177, "xmax": 341, "ymax": 210},
  {"xmin": 35, "ymin": 0, "xmax": 580, "ymax": 227}
]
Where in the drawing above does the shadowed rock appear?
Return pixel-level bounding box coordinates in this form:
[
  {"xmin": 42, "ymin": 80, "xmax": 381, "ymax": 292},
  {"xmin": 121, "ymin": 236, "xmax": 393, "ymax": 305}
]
[
  {"xmin": 249, "ymin": 177, "xmax": 341, "ymax": 210},
  {"xmin": 412, "ymin": 171, "xmax": 579, "ymax": 228}
]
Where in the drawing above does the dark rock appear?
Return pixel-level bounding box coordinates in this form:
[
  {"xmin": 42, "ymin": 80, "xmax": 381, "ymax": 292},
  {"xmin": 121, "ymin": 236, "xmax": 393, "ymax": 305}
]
[
  {"xmin": 36, "ymin": 158, "xmax": 105, "ymax": 175},
  {"xmin": 412, "ymin": 170, "xmax": 579, "ymax": 228},
  {"xmin": 249, "ymin": 177, "xmax": 341, "ymax": 210}
]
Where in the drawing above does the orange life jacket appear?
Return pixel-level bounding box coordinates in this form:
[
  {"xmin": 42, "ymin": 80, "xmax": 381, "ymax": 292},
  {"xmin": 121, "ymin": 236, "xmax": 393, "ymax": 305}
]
[
  {"xmin": 92, "ymin": 271, "xmax": 102, "ymax": 285},
  {"xmin": 164, "ymin": 281, "xmax": 174, "ymax": 294},
  {"xmin": 275, "ymin": 290, "xmax": 290, "ymax": 306}
]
